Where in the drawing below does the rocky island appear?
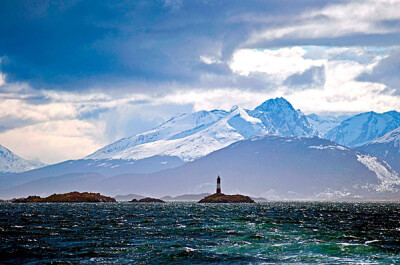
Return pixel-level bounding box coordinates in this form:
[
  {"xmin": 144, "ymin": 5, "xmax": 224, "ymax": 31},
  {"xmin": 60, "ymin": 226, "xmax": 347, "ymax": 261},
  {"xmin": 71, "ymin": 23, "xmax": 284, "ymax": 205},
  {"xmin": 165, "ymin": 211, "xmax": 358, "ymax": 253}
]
[
  {"xmin": 198, "ymin": 193, "xmax": 255, "ymax": 203},
  {"xmin": 131, "ymin": 197, "xmax": 165, "ymax": 203},
  {"xmin": 198, "ymin": 176, "xmax": 255, "ymax": 203},
  {"xmin": 12, "ymin": 192, "xmax": 116, "ymax": 203}
]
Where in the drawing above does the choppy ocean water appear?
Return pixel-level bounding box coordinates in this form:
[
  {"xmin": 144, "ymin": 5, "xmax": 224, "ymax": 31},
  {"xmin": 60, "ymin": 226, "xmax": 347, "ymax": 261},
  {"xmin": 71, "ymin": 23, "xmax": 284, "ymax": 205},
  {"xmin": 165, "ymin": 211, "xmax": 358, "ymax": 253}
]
[{"xmin": 1, "ymin": 202, "xmax": 400, "ymax": 264}]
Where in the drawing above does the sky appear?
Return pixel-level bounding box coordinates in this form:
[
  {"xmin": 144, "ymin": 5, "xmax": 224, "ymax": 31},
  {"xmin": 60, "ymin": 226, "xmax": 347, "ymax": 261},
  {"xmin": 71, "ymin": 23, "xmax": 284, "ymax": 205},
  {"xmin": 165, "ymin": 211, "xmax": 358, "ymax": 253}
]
[{"xmin": 0, "ymin": 0, "xmax": 400, "ymax": 164}]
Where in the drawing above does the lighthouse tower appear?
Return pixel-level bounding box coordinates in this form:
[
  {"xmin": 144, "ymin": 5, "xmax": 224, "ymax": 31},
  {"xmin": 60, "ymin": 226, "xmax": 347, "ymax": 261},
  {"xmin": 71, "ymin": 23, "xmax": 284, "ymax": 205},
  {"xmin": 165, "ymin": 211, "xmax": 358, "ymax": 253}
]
[{"xmin": 216, "ymin": 175, "xmax": 221, "ymax": 194}]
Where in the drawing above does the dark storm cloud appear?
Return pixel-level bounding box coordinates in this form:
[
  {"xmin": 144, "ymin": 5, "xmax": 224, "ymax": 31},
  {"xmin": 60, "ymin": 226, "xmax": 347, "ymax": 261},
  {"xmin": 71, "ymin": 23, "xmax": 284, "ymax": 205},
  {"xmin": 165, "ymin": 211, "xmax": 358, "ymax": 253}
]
[
  {"xmin": 0, "ymin": 115, "xmax": 38, "ymax": 131},
  {"xmin": 357, "ymin": 49, "xmax": 400, "ymax": 94},
  {"xmin": 0, "ymin": 125, "xmax": 11, "ymax": 133},
  {"xmin": 0, "ymin": 0, "xmax": 342, "ymax": 91},
  {"xmin": 284, "ymin": 66, "xmax": 325, "ymax": 88}
]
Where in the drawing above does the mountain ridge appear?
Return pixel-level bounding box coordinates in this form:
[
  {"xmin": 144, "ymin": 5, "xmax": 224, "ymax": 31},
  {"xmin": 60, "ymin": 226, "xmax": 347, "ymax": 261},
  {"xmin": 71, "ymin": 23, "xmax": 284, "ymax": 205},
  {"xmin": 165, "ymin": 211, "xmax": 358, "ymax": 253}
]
[
  {"xmin": 3, "ymin": 135, "xmax": 399, "ymax": 200},
  {"xmin": 358, "ymin": 127, "xmax": 400, "ymax": 173},
  {"xmin": 0, "ymin": 145, "xmax": 45, "ymax": 174},
  {"xmin": 326, "ymin": 111, "xmax": 400, "ymax": 147},
  {"xmin": 86, "ymin": 97, "xmax": 319, "ymax": 162}
]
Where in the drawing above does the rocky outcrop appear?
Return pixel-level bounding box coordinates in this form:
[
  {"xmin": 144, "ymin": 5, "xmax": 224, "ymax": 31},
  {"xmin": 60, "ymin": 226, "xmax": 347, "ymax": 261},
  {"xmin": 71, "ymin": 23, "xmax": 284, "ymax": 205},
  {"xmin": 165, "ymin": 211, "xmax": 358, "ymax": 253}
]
[
  {"xmin": 12, "ymin": 192, "xmax": 116, "ymax": 203},
  {"xmin": 198, "ymin": 193, "xmax": 255, "ymax": 203},
  {"xmin": 130, "ymin": 197, "xmax": 165, "ymax": 203}
]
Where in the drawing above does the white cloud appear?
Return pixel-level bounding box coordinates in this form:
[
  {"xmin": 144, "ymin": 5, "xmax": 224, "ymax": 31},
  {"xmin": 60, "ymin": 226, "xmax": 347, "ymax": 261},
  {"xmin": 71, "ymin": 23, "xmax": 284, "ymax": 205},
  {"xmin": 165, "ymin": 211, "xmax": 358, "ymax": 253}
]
[
  {"xmin": 0, "ymin": 119, "xmax": 105, "ymax": 164},
  {"xmin": 0, "ymin": 73, "xmax": 5, "ymax": 87},
  {"xmin": 0, "ymin": 57, "xmax": 4, "ymax": 86},
  {"xmin": 200, "ymin": 55, "xmax": 222, "ymax": 65},
  {"xmin": 284, "ymin": 48, "xmax": 399, "ymax": 114},
  {"xmin": 226, "ymin": 46, "xmax": 400, "ymax": 113},
  {"xmin": 229, "ymin": 47, "xmax": 324, "ymax": 84},
  {"xmin": 0, "ymin": 98, "xmax": 77, "ymax": 123},
  {"xmin": 286, "ymin": 82, "xmax": 398, "ymax": 114},
  {"xmin": 161, "ymin": 88, "xmax": 280, "ymax": 112},
  {"xmin": 246, "ymin": 0, "xmax": 400, "ymax": 44}
]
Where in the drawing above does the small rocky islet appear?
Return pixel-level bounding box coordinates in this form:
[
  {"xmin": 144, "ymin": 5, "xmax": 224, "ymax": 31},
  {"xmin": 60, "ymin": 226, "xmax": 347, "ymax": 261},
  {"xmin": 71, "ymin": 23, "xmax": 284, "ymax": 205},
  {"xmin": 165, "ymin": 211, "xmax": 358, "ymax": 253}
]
[
  {"xmin": 130, "ymin": 197, "xmax": 165, "ymax": 203},
  {"xmin": 198, "ymin": 193, "xmax": 255, "ymax": 203},
  {"xmin": 12, "ymin": 192, "xmax": 116, "ymax": 203},
  {"xmin": 197, "ymin": 175, "xmax": 255, "ymax": 203}
]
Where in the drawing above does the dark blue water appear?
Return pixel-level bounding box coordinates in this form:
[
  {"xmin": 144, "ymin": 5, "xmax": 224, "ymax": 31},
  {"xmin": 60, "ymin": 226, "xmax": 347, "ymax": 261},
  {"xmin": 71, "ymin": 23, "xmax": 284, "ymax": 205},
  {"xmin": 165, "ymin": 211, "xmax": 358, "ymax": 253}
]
[{"xmin": 1, "ymin": 202, "xmax": 400, "ymax": 264}]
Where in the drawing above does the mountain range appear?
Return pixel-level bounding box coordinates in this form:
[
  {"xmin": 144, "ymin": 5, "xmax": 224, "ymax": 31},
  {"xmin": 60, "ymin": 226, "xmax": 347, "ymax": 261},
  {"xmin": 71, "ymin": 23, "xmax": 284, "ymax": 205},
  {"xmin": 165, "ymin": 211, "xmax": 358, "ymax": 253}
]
[
  {"xmin": 85, "ymin": 97, "xmax": 400, "ymax": 162},
  {"xmin": 1, "ymin": 97, "xmax": 399, "ymax": 200},
  {"xmin": 2, "ymin": 136, "xmax": 399, "ymax": 200},
  {"xmin": 86, "ymin": 97, "xmax": 317, "ymax": 162}
]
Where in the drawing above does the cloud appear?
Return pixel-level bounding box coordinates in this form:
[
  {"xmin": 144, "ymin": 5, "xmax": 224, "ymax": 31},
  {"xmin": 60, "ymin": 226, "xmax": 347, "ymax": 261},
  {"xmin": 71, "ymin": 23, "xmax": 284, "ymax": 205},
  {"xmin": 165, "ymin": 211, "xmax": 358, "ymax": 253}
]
[
  {"xmin": 1, "ymin": 0, "xmax": 399, "ymax": 95},
  {"xmin": 284, "ymin": 65, "xmax": 325, "ymax": 88},
  {"xmin": 357, "ymin": 49, "xmax": 400, "ymax": 93},
  {"xmin": 163, "ymin": 0, "xmax": 183, "ymax": 11},
  {"xmin": 221, "ymin": 46, "xmax": 400, "ymax": 114},
  {"xmin": 229, "ymin": 47, "xmax": 325, "ymax": 85},
  {"xmin": 246, "ymin": 0, "xmax": 400, "ymax": 45},
  {"xmin": 285, "ymin": 49, "xmax": 399, "ymax": 114},
  {"xmin": 0, "ymin": 73, "xmax": 4, "ymax": 86},
  {"xmin": 3, "ymin": 0, "xmax": 392, "ymax": 92},
  {"xmin": 0, "ymin": 119, "xmax": 103, "ymax": 164}
]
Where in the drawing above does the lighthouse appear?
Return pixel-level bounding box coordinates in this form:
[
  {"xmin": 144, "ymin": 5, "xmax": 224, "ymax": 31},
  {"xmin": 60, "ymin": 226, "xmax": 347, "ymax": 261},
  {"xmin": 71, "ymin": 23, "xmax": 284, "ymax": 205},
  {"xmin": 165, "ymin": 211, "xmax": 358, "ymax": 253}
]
[{"xmin": 216, "ymin": 175, "xmax": 221, "ymax": 194}]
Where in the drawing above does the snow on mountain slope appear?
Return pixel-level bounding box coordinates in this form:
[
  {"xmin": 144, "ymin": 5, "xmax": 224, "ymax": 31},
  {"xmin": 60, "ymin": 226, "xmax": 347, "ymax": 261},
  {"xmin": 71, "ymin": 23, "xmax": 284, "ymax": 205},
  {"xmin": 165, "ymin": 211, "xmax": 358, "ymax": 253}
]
[
  {"xmin": 326, "ymin": 111, "xmax": 400, "ymax": 147},
  {"xmin": 90, "ymin": 106, "xmax": 268, "ymax": 161},
  {"xmin": 358, "ymin": 127, "xmax": 400, "ymax": 173},
  {"xmin": 227, "ymin": 105, "xmax": 267, "ymax": 138},
  {"xmin": 87, "ymin": 109, "xmax": 228, "ymax": 159},
  {"xmin": 0, "ymin": 145, "xmax": 45, "ymax": 173},
  {"xmin": 249, "ymin": 97, "xmax": 318, "ymax": 137},
  {"xmin": 86, "ymin": 97, "xmax": 320, "ymax": 162},
  {"xmin": 306, "ymin": 114, "xmax": 348, "ymax": 136},
  {"xmin": 356, "ymin": 153, "xmax": 400, "ymax": 192}
]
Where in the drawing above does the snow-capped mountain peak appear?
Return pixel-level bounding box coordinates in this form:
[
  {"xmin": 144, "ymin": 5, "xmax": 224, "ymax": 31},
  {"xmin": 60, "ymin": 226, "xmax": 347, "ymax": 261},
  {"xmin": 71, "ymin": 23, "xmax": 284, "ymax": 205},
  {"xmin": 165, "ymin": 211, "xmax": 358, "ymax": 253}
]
[
  {"xmin": 87, "ymin": 105, "xmax": 269, "ymax": 162},
  {"xmin": 86, "ymin": 109, "xmax": 228, "ymax": 160},
  {"xmin": 250, "ymin": 97, "xmax": 318, "ymax": 137},
  {"xmin": 86, "ymin": 97, "xmax": 323, "ymax": 162},
  {"xmin": 254, "ymin": 97, "xmax": 293, "ymax": 112},
  {"xmin": 0, "ymin": 145, "xmax": 45, "ymax": 173}
]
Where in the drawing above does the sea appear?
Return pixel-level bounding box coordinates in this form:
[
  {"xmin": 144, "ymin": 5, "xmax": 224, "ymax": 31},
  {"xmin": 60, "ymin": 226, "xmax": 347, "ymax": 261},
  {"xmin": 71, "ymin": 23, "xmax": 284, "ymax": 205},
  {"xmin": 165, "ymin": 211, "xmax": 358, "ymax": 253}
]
[{"xmin": 1, "ymin": 202, "xmax": 400, "ymax": 264}]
